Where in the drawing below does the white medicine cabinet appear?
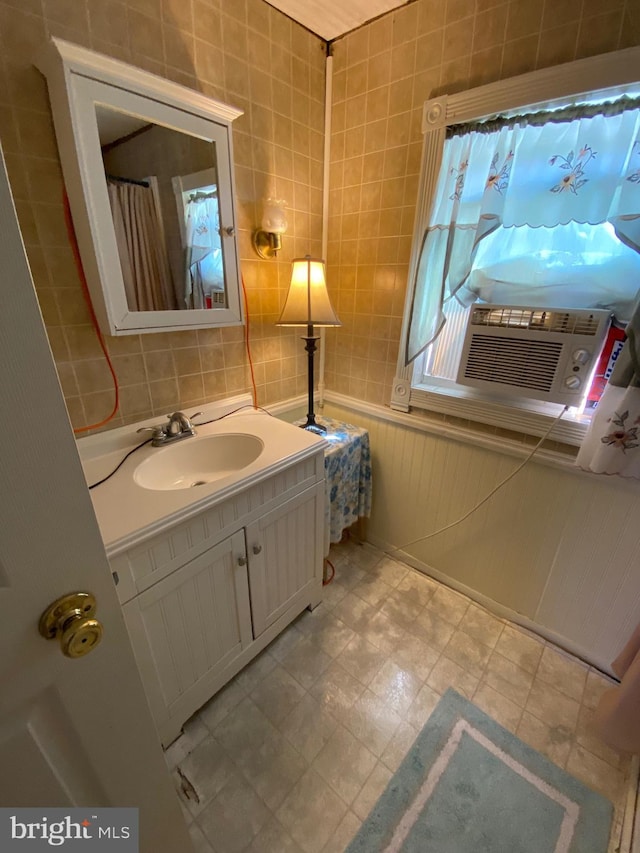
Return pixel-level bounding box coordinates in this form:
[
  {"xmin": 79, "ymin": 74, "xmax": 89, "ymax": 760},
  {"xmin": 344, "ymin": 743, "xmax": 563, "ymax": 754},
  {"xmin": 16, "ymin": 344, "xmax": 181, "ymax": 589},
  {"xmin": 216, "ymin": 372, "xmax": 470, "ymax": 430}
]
[{"xmin": 38, "ymin": 38, "xmax": 244, "ymax": 335}]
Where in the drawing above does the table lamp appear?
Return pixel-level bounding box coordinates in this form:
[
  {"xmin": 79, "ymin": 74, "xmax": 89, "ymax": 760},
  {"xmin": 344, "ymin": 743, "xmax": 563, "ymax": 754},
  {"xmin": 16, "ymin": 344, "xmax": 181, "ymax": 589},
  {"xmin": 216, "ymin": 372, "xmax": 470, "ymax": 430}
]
[{"xmin": 277, "ymin": 256, "xmax": 341, "ymax": 434}]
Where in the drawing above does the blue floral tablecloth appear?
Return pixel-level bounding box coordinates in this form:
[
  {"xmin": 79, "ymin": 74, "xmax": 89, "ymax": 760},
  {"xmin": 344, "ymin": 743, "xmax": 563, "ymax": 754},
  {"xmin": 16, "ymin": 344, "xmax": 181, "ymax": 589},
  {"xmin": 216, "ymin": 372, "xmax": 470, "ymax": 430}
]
[{"xmin": 310, "ymin": 416, "xmax": 372, "ymax": 552}]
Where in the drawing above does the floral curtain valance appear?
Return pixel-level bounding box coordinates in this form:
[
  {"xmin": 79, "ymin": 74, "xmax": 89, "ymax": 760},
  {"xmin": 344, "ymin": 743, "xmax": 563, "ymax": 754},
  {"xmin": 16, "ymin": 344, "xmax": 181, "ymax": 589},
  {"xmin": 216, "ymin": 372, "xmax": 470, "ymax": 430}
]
[{"xmin": 406, "ymin": 107, "xmax": 640, "ymax": 365}]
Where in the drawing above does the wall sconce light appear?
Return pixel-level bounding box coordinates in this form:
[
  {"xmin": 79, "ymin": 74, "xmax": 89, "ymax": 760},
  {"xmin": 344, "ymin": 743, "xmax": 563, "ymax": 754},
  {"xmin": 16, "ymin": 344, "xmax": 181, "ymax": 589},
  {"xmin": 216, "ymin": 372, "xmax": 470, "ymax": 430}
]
[
  {"xmin": 252, "ymin": 198, "xmax": 287, "ymax": 259},
  {"xmin": 277, "ymin": 256, "xmax": 341, "ymax": 434}
]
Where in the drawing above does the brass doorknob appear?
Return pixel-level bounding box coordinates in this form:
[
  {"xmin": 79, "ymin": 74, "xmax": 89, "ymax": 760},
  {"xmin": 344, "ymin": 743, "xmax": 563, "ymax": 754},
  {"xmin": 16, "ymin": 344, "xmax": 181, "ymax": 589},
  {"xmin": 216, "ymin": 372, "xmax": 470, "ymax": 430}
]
[{"xmin": 39, "ymin": 592, "xmax": 103, "ymax": 658}]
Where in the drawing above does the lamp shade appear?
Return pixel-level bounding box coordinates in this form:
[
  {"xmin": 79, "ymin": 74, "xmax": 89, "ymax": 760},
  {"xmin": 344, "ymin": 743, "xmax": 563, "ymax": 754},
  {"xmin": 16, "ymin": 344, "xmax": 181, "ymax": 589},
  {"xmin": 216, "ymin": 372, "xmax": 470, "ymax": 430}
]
[{"xmin": 277, "ymin": 257, "xmax": 341, "ymax": 327}]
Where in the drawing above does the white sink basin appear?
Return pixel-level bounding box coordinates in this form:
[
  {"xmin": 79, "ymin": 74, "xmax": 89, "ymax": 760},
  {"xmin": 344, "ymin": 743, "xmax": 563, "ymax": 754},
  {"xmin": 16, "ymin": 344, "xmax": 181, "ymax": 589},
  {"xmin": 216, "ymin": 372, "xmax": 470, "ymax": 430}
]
[{"xmin": 133, "ymin": 433, "xmax": 264, "ymax": 491}]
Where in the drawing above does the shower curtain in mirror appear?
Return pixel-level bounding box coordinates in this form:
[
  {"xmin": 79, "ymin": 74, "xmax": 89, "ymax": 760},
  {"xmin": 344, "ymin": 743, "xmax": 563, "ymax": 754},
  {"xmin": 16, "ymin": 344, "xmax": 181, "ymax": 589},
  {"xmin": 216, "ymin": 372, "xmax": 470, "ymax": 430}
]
[
  {"xmin": 576, "ymin": 294, "xmax": 640, "ymax": 478},
  {"xmin": 107, "ymin": 180, "xmax": 177, "ymax": 312}
]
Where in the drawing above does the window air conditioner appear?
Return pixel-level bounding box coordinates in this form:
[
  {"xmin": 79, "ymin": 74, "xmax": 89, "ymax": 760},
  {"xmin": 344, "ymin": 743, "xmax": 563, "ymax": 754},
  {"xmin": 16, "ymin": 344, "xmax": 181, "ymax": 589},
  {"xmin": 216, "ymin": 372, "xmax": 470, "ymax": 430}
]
[{"xmin": 456, "ymin": 305, "xmax": 611, "ymax": 405}]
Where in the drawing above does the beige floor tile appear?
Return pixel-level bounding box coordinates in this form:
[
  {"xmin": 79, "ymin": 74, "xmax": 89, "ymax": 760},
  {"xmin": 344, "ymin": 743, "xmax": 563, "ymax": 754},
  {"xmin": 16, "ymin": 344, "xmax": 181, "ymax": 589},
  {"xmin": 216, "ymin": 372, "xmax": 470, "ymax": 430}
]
[
  {"xmin": 335, "ymin": 634, "xmax": 388, "ymax": 685},
  {"xmin": 443, "ymin": 628, "xmax": 492, "ymax": 673},
  {"xmin": 390, "ymin": 633, "xmax": 440, "ymax": 682},
  {"xmin": 267, "ymin": 623, "xmax": 305, "ymax": 663},
  {"xmin": 460, "ymin": 604, "xmax": 505, "ymax": 648},
  {"xmin": 426, "ymin": 584, "xmax": 470, "ymax": 626},
  {"xmin": 247, "ymin": 817, "xmax": 303, "ymax": 853},
  {"xmin": 379, "ymin": 588, "xmax": 424, "ymax": 631},
  {"xmin": 494, "ymin": 624, "xmax": 544, "ymax": 674},
  {"xmin": 352, "ymin": 574, "xmax": 395, "ymax": 607},
  {"xmin": 410, "ymin": 607, "xmax": 456, "ymax": 651},
  {"xmin": 312, "ymin": 723, "xmax": 378, "ymax": 805},
  {"xmin": 472, "ymin": 682, "xmax": 522, "ymax": 733},
  {"xmin": 368, "ymin": 659, "xmax": 423, "ymax": 715},
  {"xmin": 349, "ymin": 544, "xmax": 385, "ymax": 570},
  {"xmin": 484, "ymin": 651, "xmax": 534, "ymax": 707},
  {"xmin": 164, "ymin": 714, "xmax": 209, "ymax": 770},
  {"xmin": 427, "ymin": 656, "xmax": 479, "ymax": 700},
  {"xmin": 334, "ymin": 560, "xmax": 366, "ymax": 590},
  {"xmin": 250, "ymin": 664, "xmax": 307, "ymax": 726},
  {"xmin": 332, "ymin": 591, "xmax": 377, "ymax": 632},
  {"xmin": 379, "ymin": 721, "xmax": 420, "ymax": 773},
  {"xmin": 174, "ymin": 735, "xmax": 236, "ymax": 818},
  {"xmin": 575, "ymin": 704, "xmax": 629, "ymax": 770},
  {"xmin": 583, "ymin": 668, "xmax": 618, "ymax": 711},
  {"xmin": 321, "ymin": 810, "xmax": 363, "ymax": 853},
  {"xmin": 298, "ymin": 611, "xmax": 356, "ymax": 658},
  {"xmin": 395, "ymin": 569, "xmax": 438, "ymax": 606},
  {"xmin": 276, "ymin": 768, "xmax": 349, "ymax": 853},
  {"xmin": 566, "ymin": 743, "xmax": 625, "ymax": 803},
  {"xmin": 406, "ymin": 683, "xmax": 442, "ymax": 730},
  {"xmin": 359, "ymin": 610, "xmax": 407, "ymax": 654},
  {"xmin": 233, "ymin": 730, "xmax": 307, "ymax": 812},
  {"xmin": 198, "ymin": 769, "xmax": 270, "ymax": 853},
  {"xmin": 212, "ymin": 697, "xmax": 278, "ymax": 766},
  {"xmin": 309, "ymin": 659, "xmax": 367, "ymax": 714},
  {"xmin": 188, "ymin": 822, "xmax": 214, "ymax": 853},
  {"xmin": 336, "ymin": 688, "xmax": 402, "ymax": 756},
  {"xmin": 281, "ymin": 693, "xmax": 339, "ymax": 762},
  {"xmin": 516, "ymin": 711, "xmax": 573, "ymax": 768},
  {"xmin": 320, "ymin": 578, "xmax": 350, "ymax": 608},
  {"xmin": 280, "ymin": 635, "xmax": 333, "ymax": 690},
  {"xmin": 234, "ymin": 648, "xmax": 278, "ymax": 691},
  {"xmin": 536, "ymin": 646, "xmax": 588, "ymax": 703},
  {"xmin": 369, "ymin": 555, "xmax": 409, "ymax": 586},
  {"xmin": 526, "ymin": 679, "xmax": 581, "ymax": 732},
  {"xmin": 352, "ymin": 761, "xmax": 393, "ymax": 821},
  {"xmin": 198, "ymin": 679, "xmax": 245, "ymax": 732}
]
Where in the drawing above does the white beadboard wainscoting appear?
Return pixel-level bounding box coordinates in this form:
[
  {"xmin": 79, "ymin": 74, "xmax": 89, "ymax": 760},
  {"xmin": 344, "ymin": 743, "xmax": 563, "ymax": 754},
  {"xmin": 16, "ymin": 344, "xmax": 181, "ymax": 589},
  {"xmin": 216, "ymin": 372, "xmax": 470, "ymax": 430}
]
[{"xmin": 318, "ymin": 393, "xmax": 640, "ymax": 674}]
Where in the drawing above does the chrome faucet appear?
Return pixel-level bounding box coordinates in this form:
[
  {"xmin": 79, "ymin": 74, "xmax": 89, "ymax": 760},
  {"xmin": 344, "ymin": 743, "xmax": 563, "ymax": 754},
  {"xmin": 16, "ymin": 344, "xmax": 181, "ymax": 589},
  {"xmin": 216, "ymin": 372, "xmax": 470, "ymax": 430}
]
[{"xmin": 137, "ymin": 411, "xmax": 203, "ymax": 447}]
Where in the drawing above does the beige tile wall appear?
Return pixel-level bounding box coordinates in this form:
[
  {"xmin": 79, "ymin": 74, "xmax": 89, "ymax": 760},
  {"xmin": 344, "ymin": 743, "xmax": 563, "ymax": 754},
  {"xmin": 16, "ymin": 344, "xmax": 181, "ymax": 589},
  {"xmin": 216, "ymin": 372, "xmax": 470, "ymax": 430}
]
[
  {"xmin": 0, "ymin": 0, "xmax": 326, "ymax": 432},
  {"xmin": 324, "ymin": 0, "xmax": 640, "ymax": 406}
]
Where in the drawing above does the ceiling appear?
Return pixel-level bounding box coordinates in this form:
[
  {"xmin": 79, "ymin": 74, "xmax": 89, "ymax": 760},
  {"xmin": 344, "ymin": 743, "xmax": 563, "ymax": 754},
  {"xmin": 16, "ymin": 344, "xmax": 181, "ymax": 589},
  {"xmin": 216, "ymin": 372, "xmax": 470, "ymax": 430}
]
[{"xmin": 265, "ymin": 0, "xmax": 411, "ymax": 41}]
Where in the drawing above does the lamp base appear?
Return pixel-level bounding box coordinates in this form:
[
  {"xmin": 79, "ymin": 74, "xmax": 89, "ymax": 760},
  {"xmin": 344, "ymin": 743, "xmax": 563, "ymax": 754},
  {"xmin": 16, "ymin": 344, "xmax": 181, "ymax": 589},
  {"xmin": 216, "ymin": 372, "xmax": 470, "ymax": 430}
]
[{"xmin": 300, "ymin": 421, "xmax": 326, "ymax": 435}]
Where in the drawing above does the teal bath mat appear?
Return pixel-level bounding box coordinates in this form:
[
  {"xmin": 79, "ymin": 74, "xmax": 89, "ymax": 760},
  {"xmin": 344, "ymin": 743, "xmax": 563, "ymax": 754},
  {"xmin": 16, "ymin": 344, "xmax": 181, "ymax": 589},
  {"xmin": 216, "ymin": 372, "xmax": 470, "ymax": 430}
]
[{"xmin": 347, "ymin": 689, "xmax": 613, "ymax": 853}]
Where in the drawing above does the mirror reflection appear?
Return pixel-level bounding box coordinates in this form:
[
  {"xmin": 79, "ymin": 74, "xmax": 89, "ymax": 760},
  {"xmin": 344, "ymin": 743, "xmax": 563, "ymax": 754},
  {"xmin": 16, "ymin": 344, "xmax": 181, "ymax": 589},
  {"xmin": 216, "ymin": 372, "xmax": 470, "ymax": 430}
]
[{"xmin": 97, "ymin": 105, "xmax": 227, "ymax": 313}]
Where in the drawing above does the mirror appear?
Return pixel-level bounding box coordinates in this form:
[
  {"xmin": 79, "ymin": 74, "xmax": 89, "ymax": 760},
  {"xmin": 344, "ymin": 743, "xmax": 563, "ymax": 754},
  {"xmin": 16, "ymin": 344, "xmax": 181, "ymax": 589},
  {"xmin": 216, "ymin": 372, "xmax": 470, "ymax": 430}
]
[{"xmin": 38, "ymin": 38, "xmax": 244, "ymax": 335}]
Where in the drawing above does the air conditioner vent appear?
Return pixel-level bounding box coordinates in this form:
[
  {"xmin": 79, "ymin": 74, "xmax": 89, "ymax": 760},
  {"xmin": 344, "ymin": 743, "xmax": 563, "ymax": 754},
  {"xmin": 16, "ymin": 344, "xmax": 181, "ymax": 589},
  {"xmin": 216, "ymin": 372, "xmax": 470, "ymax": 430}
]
[
  {"xmin": 470, "ymin": 306, "xmax": 601, "ymax": 336},
  {"xmin": 465, "ymin": 336, "xmax": 563, "ymax": 392}
]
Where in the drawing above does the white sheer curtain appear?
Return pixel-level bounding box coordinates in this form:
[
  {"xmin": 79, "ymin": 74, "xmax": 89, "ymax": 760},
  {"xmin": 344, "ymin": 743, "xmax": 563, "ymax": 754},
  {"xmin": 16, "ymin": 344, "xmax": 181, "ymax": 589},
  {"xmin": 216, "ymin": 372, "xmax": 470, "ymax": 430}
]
[
  {"xmin": 406, "ymin": 106, "xmax": 640, "ymax": 364},
  {"xmin": 184, "ymin": 196, "xmax": 223, "ymax": 309}
]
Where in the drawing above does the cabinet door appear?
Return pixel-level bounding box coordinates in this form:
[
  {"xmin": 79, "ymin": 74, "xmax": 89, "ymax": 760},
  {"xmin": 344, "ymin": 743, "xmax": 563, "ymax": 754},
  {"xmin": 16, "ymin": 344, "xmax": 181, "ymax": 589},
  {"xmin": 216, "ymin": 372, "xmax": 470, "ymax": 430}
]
[
  {"xmin": 122, "ymin": 530, "xmax": 251, "ymax": 745},
  {"xmin": 246, "ymin": 483, "xmax": 323, "ymax": 637}
]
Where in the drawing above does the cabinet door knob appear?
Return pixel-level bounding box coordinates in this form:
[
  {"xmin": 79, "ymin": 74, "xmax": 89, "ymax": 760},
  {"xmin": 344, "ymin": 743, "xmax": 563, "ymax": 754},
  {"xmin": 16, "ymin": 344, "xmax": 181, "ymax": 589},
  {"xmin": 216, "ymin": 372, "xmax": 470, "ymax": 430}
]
[
  {"xmin": 237, "ymin": 555, "xmax": 247, "ymax": 566},
  {"xmin": 252, "ymin": 544, "xmax": 262, "ymax": 555}
]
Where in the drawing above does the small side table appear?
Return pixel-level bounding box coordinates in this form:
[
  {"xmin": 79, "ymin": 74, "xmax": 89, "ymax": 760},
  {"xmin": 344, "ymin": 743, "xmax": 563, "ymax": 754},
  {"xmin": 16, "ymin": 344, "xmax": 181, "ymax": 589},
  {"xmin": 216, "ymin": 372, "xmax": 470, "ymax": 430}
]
[{"xmin": 297, "ymin": 415, "xmax": 372, "ymax": 555}]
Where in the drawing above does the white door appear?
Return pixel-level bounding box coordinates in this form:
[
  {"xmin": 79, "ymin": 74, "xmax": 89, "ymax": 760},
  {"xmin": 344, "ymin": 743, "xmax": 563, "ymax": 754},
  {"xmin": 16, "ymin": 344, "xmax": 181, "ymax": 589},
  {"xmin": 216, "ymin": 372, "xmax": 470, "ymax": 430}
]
[{"xmin": 0, "ymin": 145, "xmax": 192, "ymax": 851}]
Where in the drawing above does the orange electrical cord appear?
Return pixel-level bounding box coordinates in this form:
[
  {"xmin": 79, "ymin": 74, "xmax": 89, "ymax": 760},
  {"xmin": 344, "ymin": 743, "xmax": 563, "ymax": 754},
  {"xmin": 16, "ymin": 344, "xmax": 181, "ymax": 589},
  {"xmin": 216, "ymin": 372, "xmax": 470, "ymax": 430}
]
[
  {"xmin": 241, "ymin": 272, "xmax": 258, "ymax": 408},
  {"xmin": 323, "ymin": 558, "xmax": 335, "ymax": 586},
  {"xmin": 63, "ymin": 192, "xmax": 120, "ymax": 433}
]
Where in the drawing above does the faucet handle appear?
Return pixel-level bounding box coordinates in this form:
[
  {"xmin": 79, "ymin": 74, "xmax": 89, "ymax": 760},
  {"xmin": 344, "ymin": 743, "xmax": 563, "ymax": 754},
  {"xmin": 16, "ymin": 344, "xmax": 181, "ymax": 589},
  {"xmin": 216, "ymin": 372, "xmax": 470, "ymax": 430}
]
[
  {"xmin": 137, "ymin": 425, "xmax": 165, "ymax": 440},
  {"xmin": 189, "ymin": 411, "xmax": 204, "ymax": 421}
]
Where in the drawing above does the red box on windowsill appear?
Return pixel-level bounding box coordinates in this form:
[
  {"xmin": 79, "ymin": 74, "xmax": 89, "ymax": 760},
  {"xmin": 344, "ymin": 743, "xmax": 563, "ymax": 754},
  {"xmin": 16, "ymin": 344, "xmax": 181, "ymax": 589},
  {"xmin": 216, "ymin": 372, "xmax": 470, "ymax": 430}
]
[{"xmin": 586, "ymin": 323, "xmax": 627, "ymax": 409}]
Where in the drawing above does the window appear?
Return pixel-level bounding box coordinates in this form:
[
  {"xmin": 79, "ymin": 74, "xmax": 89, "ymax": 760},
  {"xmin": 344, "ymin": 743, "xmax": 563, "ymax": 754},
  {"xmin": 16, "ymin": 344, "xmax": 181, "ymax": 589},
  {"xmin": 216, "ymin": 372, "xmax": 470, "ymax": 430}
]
[{"xmin": 392, "ymin": 48, "xmax": 640, "ymax": 445}]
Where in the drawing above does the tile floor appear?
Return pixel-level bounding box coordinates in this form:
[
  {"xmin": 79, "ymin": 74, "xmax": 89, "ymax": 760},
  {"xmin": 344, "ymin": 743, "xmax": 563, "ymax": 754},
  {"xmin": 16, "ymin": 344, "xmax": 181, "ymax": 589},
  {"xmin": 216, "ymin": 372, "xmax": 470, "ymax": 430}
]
[{"xmin": 165, "ymin": 539, "xmax": 633, "ymax": 853}]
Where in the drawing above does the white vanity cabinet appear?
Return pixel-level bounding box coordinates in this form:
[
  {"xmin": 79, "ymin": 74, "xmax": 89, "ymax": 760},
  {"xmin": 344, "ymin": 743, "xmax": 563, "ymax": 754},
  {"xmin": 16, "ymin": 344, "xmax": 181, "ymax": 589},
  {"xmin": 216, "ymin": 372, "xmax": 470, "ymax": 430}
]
[{"xmin": 109, "ymin": 452, "xmax": 324, "ymax": 746}]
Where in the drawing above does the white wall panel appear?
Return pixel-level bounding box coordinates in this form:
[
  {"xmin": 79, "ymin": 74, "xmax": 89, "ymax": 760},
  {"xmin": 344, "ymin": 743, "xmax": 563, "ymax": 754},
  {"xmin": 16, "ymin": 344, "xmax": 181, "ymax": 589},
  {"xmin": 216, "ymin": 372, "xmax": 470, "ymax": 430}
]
[{"xmin": 326, "ymin": 401, "xmax": 640, "ymax": 671}]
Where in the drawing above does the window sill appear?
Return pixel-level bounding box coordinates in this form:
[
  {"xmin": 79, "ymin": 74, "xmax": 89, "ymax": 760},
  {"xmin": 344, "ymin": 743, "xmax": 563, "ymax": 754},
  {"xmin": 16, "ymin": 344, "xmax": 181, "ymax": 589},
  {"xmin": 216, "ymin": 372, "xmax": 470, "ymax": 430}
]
[{"xmin": 405, "ymin": 380, "xmax": 591, "ymax": 447}]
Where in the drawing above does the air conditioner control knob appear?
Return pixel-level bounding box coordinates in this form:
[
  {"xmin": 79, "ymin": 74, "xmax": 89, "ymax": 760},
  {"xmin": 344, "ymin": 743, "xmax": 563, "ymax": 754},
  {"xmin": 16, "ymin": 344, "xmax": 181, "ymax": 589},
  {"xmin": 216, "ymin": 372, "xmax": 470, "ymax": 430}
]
[
  {"xmin": 564, "ymin": 375, "xmax": 582, "ymax": 390},
  {"xmin": 572, "ymin": 348, "xmax": 591, "ymax": 365}
]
